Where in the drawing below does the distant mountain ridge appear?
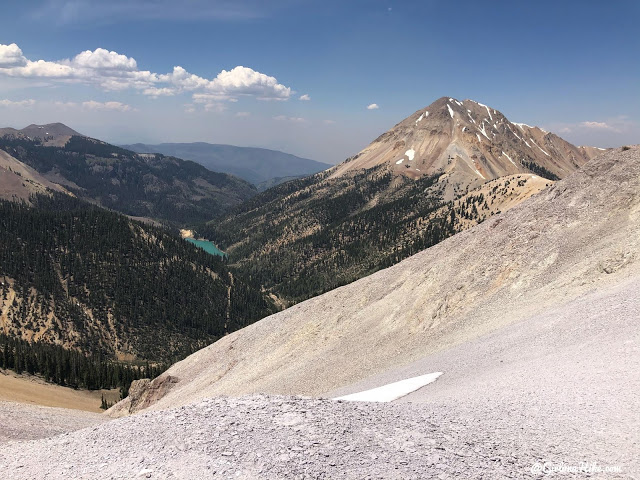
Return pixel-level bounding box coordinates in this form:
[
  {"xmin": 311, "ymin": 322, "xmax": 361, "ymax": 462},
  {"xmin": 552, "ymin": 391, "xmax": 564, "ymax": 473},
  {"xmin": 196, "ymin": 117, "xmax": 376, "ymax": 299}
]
[
  {"xmin": 122, "ymin": 142, "xmax": 331, "ymax": 189},
  {"xmin": 0, "ymin": 128, "xmax": 257, "ymax": 224},
  {"xmin": 0, "ymin": 122, "xmax": 82, "ymax": 147}
]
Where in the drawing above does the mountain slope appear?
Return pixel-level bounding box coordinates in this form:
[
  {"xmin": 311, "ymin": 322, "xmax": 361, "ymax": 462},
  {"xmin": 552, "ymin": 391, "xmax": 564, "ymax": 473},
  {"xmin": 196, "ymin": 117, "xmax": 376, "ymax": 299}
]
[
  {"xmin": 0, "ymin": 194, "xmax": 276, "ymax": 363},
  {"xmin": 202, "ymin": 97, "xmax": 584, "ymax": 303},
  {"xmin": 122, "ymin": 142, "xmax": 331, "ymax": 187},
  {"xmin": 0, "ymin": 148, "xmax": 69, "ymax": 203},
  {"xmin": 0, "ymin": 132, "xmax": 257, "ymax": 224},
  {"xmin": 112, "ymin": 145, "xmax": 639, "ymax": 413},
  {"xmin": 331, "ymin": 97, "xmax": 595, "ymax": 197},
  {"xmin": 0, "ymin": 123, "xmax": 82, "ymax": 147}
]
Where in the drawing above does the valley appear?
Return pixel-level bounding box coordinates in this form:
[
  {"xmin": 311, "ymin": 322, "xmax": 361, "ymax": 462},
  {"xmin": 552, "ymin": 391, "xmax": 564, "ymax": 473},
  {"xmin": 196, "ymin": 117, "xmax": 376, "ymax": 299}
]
[{"xmin": 0, "ymin": 370, "xmax": 119, "ymax": 412}]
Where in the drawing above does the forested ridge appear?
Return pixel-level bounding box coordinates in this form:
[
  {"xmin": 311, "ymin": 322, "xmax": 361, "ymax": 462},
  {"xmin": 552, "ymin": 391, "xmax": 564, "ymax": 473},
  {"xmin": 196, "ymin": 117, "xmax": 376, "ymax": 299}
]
[
  {"xmin": 200, "ymin": 163, "xmax": 548, "ymax": 305},
  {"xmin": 201, "ymin": 166, "xmax": 465, "ymax": 304},
  {"xmin": 0, "ymin": 136, "xmax": 257, "ymax": 224},
  {"xmin": 0, "ymin": 194, "xmax": 277, "ymax": 365},
  {"xmin": 0, "ymin": 333, "xmax": 165, "ymax": 400}
]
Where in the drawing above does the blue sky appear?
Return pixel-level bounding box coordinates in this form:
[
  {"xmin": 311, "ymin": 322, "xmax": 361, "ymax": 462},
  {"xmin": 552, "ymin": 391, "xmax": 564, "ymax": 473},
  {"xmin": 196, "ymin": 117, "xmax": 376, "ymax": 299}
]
[{"xmin": 0, "ymin": 0, "xmax": 638, "ymax": 163}]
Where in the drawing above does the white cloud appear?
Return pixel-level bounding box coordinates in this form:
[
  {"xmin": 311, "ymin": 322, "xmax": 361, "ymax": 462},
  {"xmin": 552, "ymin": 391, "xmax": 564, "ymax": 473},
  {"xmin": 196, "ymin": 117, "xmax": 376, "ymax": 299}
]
[
  {"xmin": 235, "ymin": 111, "xmax": 251, "ymax": 117},
  {"xmin": 143, "ymin": 87, "xmax": 176, "ymax": 97},
  {"xmin": 0, "ymin": 43, "xmax": 27, "ymax": 68},
  {"xmin": 0, "ymin": 42, "xmax": 295, "ymax": 102},
  {"xmin": 323, "ymin": 119, "xmax": 336, "ymax": 124},
  {"xmin": 367, "ymin": 103, "xmax": 379, "ymax": 110},
  {"xmin": 273, "ymin": 115, "xmax": 306, "ymax": 123},
  {"xmin": 70, "ymin": 48, "xmax": 137, "ymax": 70},
  {"xmin": 82, "ymin": 100, "xmax": 132, "ymax": 112},
  {"xmin": 161, "ymin": 66, "xmax": 210, "ymax": 90},
  {"xmin": 580, "ymin": 121, "xmax": 616, "ymax": 131},
  {"xmin": 299, "ymin": 94, "xmax": 310, "ymax": 101},
  {"xmin": 0, "ymin": 98, "xmax": 36, "ymax": 107},
  {"xmin": 207, "ymin": 66, "xmax": 292, "ymax": 101}
]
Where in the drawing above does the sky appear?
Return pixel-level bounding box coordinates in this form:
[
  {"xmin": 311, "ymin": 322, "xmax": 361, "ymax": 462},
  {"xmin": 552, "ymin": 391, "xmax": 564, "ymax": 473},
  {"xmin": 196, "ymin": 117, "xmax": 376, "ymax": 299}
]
[{"xmin": 0, "ymin": 0, "xmax": 638, "ymax": 164}]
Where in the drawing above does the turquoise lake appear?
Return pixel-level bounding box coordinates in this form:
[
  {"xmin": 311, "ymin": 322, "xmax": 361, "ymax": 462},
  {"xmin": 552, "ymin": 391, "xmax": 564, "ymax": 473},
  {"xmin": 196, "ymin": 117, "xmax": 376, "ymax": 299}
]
[{"xmin": 185, "ymin": 238, "xmax": 226, "ymax": 257}]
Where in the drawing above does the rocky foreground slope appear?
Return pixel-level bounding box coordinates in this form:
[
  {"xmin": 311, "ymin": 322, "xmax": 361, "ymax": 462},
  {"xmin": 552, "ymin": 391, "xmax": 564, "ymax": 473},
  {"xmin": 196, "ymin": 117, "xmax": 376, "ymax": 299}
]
[{"xmin": 112, "ymin": 146, "xmax": 639, "ymax": 412}]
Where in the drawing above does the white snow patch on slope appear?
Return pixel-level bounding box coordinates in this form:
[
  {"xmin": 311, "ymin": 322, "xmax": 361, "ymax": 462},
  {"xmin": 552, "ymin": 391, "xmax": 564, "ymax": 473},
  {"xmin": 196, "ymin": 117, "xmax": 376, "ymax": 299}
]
[
  {"xmin": 502, "ymin": 151, "xmax": 517, "ymax": 166},
  {"xmin": 405, "ymin": 149, "xmax": 415, "ymax": 161},
  {"xmin": 530, "ymin": 138, "xmax": 550, "ymax": 156},
  {"xmin": 477, "ymin": 102, "xmax": 492, "ymax": 120},
  {"xmin": 513, "ymin": 122, "xmax": 532, "ymax": 129},
  {"xmin": 447, "ymin": 104, "xmax": 455, "ymax": 118},
  {"xmin": 396, "ymin": 158, "xmax": 404, "ymax": 164},
  {"xmin": 508, "ymin": 125, "xmax": 522, "ymax": 141},
  {"xmin": 462, "ymin": 126, "xmax": 466, "ymax": 132},
  {"xmin": 476, "ymin": 133, "xmax": 482, "ymax": 143},
  {"xmin": 479, "ymin": 123, "xmax": 490, "ymax": 139},
  {"xmin": 334, "ymin": 372, "xmax": 443, "ymax": 402}
]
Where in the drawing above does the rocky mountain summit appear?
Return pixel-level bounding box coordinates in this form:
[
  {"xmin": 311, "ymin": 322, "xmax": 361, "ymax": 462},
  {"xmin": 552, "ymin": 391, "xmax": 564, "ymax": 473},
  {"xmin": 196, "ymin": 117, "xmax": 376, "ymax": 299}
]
[
  {"xmin": 331, "ymin": 96, "xmax": 600, "ymax": 199},
  {"xmin": 0, "ymin": 122, "xmax": 81, "ymax": 147}
]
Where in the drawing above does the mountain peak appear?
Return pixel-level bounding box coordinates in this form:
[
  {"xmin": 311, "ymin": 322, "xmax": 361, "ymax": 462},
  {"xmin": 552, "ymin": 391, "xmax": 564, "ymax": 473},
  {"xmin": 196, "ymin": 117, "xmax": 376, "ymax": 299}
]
[
  {"xmin": 331, "ymin": 96, "xmax": 595, "ymax": 199},
  {"xmin": 0, "ymin": 122, "xmax": 83, "ymax": 147}
]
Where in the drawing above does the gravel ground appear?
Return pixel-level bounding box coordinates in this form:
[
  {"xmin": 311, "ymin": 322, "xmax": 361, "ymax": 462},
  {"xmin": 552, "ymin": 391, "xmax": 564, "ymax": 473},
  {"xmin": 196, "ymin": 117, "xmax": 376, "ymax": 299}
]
[
  {"xmin": 0, "ymin": 394, "xmax": 633, "ymax": 480},
  {"xmin": 0, "ymin": 401, "xmax": 106, "ymax": 443},
  {"xmin": 1, "ymin": 277, "xmax": 637, "ymax": 479}
]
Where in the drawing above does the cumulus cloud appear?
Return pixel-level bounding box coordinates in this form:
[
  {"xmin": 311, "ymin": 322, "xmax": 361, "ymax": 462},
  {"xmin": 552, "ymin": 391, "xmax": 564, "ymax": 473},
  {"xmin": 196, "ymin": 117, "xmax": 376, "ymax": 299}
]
[
  {"xmin": 70, "ymin": 48, "xmax": 137, "ymax": 70},
  {"xmin": 0, "ymin": 43, "xmax": 27, "ymax": 67},
  {"xmin": 207, "ymin": 66, "xmax": 292, "ymax": 101},
  {"xmin": 0, "ymin": 98, "xmax": 36, "ymax": 107},
  {"xmin": 0, "ymin": 42, "xmax": 294, "ymax": 103},
  {"xmin": 299, "ymin": 94, "xmax": 310, "ymax": 101},
  {"xmin": 367, "ymin": 103, "xmax": 379, "ymax": 110},
  {"xmin": 235, "ymin": 111, "xmax": 251, "ymax": 117}
]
